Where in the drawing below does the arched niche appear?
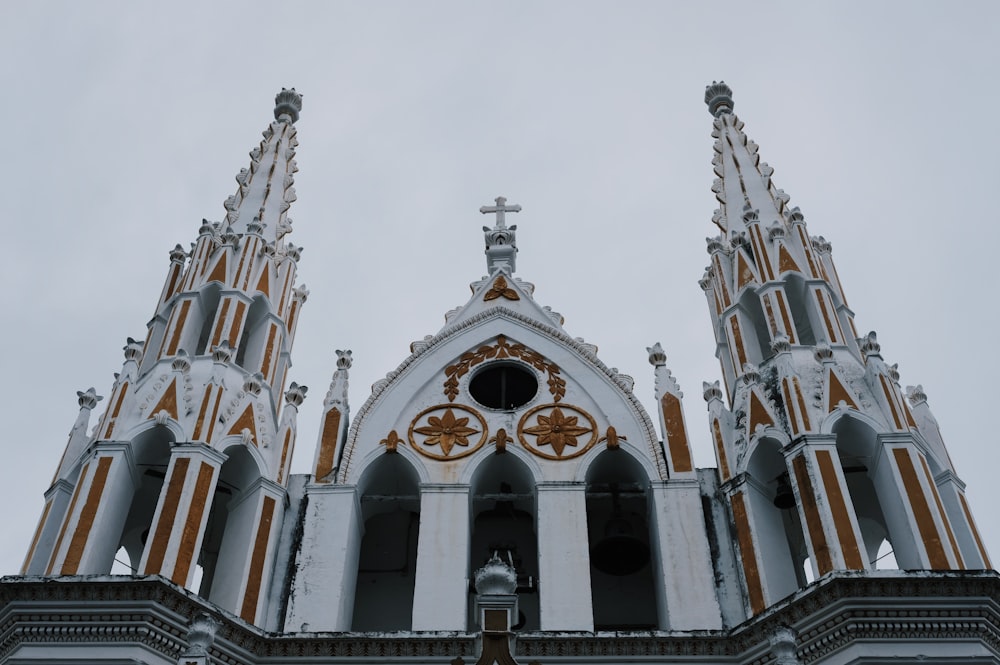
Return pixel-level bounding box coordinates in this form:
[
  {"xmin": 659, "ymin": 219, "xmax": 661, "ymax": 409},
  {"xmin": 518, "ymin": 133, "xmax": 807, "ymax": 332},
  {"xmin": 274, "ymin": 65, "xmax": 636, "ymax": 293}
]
[
  {"xmin": 745, "ymin": 437, "xmax": 807, "ymax": 598},
  {"xmin": 832, "ymin": 415, "xmax": 902, "ymax": 569},
  {"xmin": 781, "ymin": 274, "xmax": 818, "ymax": 347},
  {"xmin": 118, "ymin": 427, "xmax": 175, "ymax": 573},
  {"xmin": 468, "ymin": 453, "xmax": 538, "ymax": 631},
  {"xmin": 351, "ymin": 454, "xmax": 421, "ymax": 631},
  {"xmin": 235, "ymin": 296, "xmax": 271, "ymax": 371},
  {"xmin": 198, "ymin": 444, "xmax": 260, "ymax": 600},
  {"xmin": 585, "ymin": 448, "xmax": 658, "ymax": 630}
]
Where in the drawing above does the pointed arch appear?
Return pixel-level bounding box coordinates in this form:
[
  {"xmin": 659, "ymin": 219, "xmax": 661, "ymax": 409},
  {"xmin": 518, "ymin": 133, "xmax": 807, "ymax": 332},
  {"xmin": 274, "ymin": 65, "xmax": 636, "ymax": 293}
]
[
  {"xmin": 468, "ymin": 453, "xmax": 538, "ymax": 631},
  {"xmin": 585, "ymin": 448, "xmax": 658, "ymax": 630},
  {"xmin": 352, "ymin": 453, "xmax": 421, "ymax": 631},
  {"xmin": 574, "ymin": 438, "xmax": 659, "ymax": 484}
]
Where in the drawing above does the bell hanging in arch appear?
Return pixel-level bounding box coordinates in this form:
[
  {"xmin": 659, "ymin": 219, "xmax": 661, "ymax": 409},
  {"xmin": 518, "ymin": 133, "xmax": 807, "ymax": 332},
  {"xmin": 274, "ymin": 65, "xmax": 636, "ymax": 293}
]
[{"xmin": 589, "ymin": 486, "xmax": 650, "ymax": 576}]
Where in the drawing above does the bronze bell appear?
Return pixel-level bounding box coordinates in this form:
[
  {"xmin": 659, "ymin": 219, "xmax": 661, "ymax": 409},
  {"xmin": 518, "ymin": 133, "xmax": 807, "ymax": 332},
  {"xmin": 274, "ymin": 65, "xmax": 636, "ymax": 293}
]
[
  {"xmin": 773, "ymin": 473, "xmax": 796, "ymax": 510},
  {"xmin": 590, "ymin": 488, "xmax": 650, "ymax": 576}
]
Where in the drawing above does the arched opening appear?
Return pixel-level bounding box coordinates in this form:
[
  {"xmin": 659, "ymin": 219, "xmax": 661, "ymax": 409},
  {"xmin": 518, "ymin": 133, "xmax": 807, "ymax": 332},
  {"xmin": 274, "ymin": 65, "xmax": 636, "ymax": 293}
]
[
  {"xmin": 745, "ymin": 438, "xmax": 807, "ymax": 598},
  {"xmin": 782, "ymin": 276, "xmax": 817, "ymax": 347},
  {"xmin": 119, "ymin": 429, "xmax": 173, "ymax": 573},
  {"xmin": 198, "ymin": 446, "xmax": 261, "ymax": 601},
  {"xmin": 235, "ymin": 296, "xmax": 271, "ymax": 370},
  {"xmin": 585, "ymin": 449, "xmax": 658, "ymax": 630},
  {"xmin": 736, "ymin": 290, "xmax": 773, "ymax": 366},
  {"xmin": 352, "ymin": 454, "xmax": 421, "ymax": 631},
  {"xmin": 833, "ymin": 416, "xmax": 903, "ymax": 569},
  {"xmin": 195, "ymin": 285, "xmax": 223, "ymax": 354},
  {"xmin": 469, "ymin": 454, "xmax": 538, "ymax": 631}
]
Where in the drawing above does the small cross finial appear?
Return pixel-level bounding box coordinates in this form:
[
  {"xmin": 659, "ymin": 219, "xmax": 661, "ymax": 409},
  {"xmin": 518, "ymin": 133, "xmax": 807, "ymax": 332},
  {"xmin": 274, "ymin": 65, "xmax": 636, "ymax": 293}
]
[{"xmin": 480, "ymin": 196, "xmax": 521, "ymax": 229}]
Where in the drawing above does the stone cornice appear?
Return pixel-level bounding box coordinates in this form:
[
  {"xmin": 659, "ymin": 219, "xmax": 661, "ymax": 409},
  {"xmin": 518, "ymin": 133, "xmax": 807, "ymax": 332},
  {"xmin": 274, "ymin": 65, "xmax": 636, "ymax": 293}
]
[{"xmin": 1, "ymin": 572, "xmax": 999, "ymax": 663}]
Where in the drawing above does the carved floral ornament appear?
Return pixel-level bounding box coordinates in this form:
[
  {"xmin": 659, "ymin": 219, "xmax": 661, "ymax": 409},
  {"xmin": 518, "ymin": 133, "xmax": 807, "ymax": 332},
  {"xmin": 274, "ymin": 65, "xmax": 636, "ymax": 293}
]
[
  {"xmin": 483, "ymin": 275, "xmax": 519, "ymax": 301},
  {"xmin": 392, "ymin": 401, "xmax": 607, "ymax": 461},
  {"xmin": 443, "ymin": 335, "xmax": 565, "ymax": 403}
]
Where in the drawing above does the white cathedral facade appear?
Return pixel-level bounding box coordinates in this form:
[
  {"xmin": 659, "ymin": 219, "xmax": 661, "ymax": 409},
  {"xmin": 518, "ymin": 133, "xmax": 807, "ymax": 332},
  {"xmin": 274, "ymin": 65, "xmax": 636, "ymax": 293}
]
[{"xmin": 3, "ymin": 84, "xmax": 999, "ymax": 664}]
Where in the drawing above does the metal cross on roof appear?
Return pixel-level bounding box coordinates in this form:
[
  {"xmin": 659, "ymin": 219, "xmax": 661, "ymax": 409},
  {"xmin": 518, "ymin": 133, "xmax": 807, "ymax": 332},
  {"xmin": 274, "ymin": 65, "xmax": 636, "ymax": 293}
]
[{"xmin": 480, "ymin": 196, "xmax": 521, "ymax": 228}]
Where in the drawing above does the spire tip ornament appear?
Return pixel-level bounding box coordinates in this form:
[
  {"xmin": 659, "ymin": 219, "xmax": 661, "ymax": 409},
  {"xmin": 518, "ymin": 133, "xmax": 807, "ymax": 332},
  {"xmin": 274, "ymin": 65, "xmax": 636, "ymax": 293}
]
[
  {"xmin": 274, "ymin": 87, "xmax": 302, "ymax": 124},
  {"xmin": 705, "ymin": 81, "xmax": 734, "ymax": 117}
]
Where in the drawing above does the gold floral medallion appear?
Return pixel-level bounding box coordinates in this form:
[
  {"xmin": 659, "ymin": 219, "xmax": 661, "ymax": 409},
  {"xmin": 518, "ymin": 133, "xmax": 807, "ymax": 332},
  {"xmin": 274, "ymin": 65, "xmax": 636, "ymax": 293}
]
[
  {"xmin": 408, "ymin": 404, "xmax": 488, "ymax": 460},
  {"xmin": 517, "ymin": 403, "xmax": 597, "ymax": 460}
]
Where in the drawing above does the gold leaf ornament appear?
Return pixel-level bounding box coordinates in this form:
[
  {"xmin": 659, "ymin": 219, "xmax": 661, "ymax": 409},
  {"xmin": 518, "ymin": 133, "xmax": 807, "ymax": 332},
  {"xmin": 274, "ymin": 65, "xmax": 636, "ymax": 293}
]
[{"xmin": 483, "ymin": 275, "xmax": 519, "ymax": 301}]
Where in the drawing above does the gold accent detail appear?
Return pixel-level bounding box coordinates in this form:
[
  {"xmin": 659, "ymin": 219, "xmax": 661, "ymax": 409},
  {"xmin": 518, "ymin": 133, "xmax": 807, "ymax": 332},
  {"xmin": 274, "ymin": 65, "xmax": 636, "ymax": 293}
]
[
  {"xmin": 920, "ymin": 455, "xmax": 964, "ymax": 568},
  {"xmin": 960, "ymin": 493, "xmax": 992, "ymax": 568},
  {"xmin": 879, "ymin": 375, "xmax": 904, "ymax": 430},
  {"xmin": 712, "ymin": 419, "xmax": 730, "ymax": 480},
  {"xmin": 206, "ymin": 251, "xmax": 227, "ymax": 284},
  {"xmin": 192, "ymin": 386, "xmax": 213, "ymax": 441},
  {"xmin": 748, "ymin": 391, "xmax": 775, "ymax": 432},
  {"xmin": 173, "ymin": 461, "xmax": 215, "ymax": 584},
  {"xmin": 241, "ymin": 495, "xmax": 276, "ymax": 623},
  {"xmin": 381, "ymin": 430, "xmax": 403, "ymax": 453},
  {"xmin": 210, "ymin": 298, "xmax": 232, "ymax": 350},
  {"xmin": 892, "ymin": 448, "xmax": 949, "ymax": 568},
  {"xmin": 827, "ymin": 370, "xmax": 859, "ymax": 412},
  {"xmin": 315, "ymin": 408, "xmax": 341, "ymax": 482},
  {"xmin": 793, "ymin": 454, "xmax": 833, "ymax": 575},
  {"xmin": 489, "ymin": 428, "xmax": 510, "ymax": 453},
  {"xmin": 815, "ymin": 288, "xmax": 838, "ymax": 343},
  {"xmin": 409, "ymin": 405, "xmax": 487, "ymax": 460},
  {"xmin": 47, "ymin": 462, "xmax": 88, "ymax": 574},
  {"xmin": 145, "ymin": 456, "xmax": 190, "ymax": 575},
  {"xmin": 255, "ymin": 264, "xmax": 271, "ymax": 297},
  {"xmin": 277, "ymin": 429, "xmax": 293, "ymax": 484},
  {"xmin": 736, "ymin": 250, "xmax": 758, "ymax": 290},
  {"xmin": 518, "ymin": 403, "xmax": 596, "ymax": 460},
  {"xmin": 104, "ymin": 381, "xmax": 129, "ymax": 439},
  {"xmin": 228, "ymin": 300, "xmax": 247, "ymax": 347},
  {"xmin": 781, "ymin": 378, "xmax": 799, "ymax": 436},
  {"xmin": 484, "ymin": 275, "xmax": 519, "ymax": 301},
  {"xmin": 148, "ymin": 379, "xmax": 179, "ymax": 421},
  {"xmin": 778, "ymin": 244, "xmax": 802, "ymax": 274},
  {"xmin": 793, "ymin": 377, "xmax": 812, "ymax": 432},
  {"xmin": 775, "ymin": 290, "xmax": 796, "ymax": 344},
  {"xmin": 729, "ymin": 316, "xmax": 747, "ymax": 367},
  {"xmin": 605, "ymin": 425, "xmax": 620, "ymax": 450},
  {"xmin": 164, "ymin": 299, "xmax": 191, "ymax": 356},
  {"xmin": 730, "ymin": 491, "xmax": 764, "ymax": 614},
  {"xmin": 661, "ymin": 393, "xmax": 692, "ymax": 472},
  {"xmin": 262, "ymin": 325, "xmax": 278, "ymax": 383},
  {"xmin": 227, "ymin": 404, "xmax": 258, "ymax": 444},
  {"xmin": 63, "ymin": 456, "xmax": 114, "ymax": 575},
  {"xmin": 444, "ymin": 335, "xmax": 565, "ymax": 403},
  {"xmin": 816, "ymin": 449, "xmax": 864, "ymax": 570}
]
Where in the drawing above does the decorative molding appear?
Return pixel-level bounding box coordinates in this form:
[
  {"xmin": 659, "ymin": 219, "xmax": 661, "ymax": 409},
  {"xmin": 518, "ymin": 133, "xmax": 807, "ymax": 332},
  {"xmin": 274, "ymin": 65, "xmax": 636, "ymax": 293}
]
[
  {"xmin": 443, "ymin": 335, "xmax": 565, "ymax": 403},
  {"xmin": 408, "ymin": 404, "xmax": 488, "ymax": 460},
  {"xmin": 483, "ymin": 275, "xmax": 519, "ymax": 301},
  {"xmin": 517, "ymin": 403, "xmax": 597, "ymax": 460}
]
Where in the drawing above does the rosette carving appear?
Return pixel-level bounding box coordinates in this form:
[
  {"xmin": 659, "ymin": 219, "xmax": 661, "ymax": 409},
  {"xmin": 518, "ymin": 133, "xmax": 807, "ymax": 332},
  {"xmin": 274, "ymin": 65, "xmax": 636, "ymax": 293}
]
[
  {"xmin": 408, "ymin": 404, "xmax": 488, "ymax": 460},
  {"xmin": 444, "ymin": 335, "xmax": 565, "ymax": 403},
  {"xmin": 517, "ymin": 403, "xmax": 597, "ymax": 460}
]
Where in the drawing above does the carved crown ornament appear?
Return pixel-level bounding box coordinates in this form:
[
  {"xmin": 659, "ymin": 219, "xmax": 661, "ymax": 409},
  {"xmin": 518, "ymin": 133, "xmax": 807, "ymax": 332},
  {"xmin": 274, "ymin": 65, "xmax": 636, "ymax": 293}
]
[{"xmin": 443, "ymin": 335, "xmax": 565, "ymax": 403}]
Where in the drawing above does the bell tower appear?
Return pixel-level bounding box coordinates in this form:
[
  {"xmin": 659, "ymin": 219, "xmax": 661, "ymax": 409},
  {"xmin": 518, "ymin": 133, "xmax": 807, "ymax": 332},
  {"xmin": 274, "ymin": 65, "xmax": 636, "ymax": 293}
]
[
  {"xmin": 699, "ymin": 82, "xmax": 991, "ymax": 615},
  {"xmin": 22, "ymin": 89, "xmax": 309, "ymax": 626}
]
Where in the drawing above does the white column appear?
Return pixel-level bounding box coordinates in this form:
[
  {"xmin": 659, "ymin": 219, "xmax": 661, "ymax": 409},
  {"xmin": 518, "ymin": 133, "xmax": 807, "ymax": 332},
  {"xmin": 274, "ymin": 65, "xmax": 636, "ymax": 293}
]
[
  {"xmin": 650, "ymin": 479, "xmax": 723, "ymax": 629},
  {"xmin": 285, "ymin": 484, "xmax": 362, "ymax": 631},
  {"xmin": 536, "ymin": 482, "xmax": 593, "ymax": 631},
  {"xmin": 411, "ymin": 484, "xmax": 470, "ymax": 631}
]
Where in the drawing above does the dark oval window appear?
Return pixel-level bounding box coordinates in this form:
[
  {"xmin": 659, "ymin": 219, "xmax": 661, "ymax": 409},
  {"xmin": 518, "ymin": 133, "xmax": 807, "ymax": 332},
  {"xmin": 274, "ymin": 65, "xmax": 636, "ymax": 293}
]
[{"xmin": 469, "ymin": 363, "xmax": 538, "ymax": 410}]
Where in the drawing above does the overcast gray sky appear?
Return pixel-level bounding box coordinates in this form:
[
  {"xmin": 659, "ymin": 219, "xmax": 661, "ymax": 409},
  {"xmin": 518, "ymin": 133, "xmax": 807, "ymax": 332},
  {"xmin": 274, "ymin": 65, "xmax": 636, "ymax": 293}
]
[{"xmin": 2, "ymin": 2, "xmax": 997, "ymax": 576}]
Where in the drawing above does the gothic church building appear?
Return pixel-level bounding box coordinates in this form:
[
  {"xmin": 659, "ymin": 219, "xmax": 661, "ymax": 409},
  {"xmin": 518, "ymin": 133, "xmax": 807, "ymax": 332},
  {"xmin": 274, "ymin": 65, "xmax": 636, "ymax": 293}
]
[{"xmin": 3, "ymin": 84, "xmax": 999, "ymax": 664}]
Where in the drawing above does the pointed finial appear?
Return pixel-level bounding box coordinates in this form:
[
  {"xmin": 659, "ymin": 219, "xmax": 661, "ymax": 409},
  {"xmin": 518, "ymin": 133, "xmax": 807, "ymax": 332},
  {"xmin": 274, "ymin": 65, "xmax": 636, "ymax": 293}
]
[
  {"xmin": 705, "ymin": 81, "xmax": 734, "ymax": 117},
  {"xmin": 480, "ymin": 196, "xmax": 521, "ymax": 273},
  {"xmin": 274, "ymin": 88, "xmax": 302, "ymax": 124}
]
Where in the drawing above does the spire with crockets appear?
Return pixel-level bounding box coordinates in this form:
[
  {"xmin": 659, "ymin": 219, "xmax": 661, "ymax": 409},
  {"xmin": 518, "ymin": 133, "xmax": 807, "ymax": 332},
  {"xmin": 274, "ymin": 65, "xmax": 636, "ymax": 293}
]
[
  {"xmin": 23, "ymin": 90, "xmax": 309, "ymax": 628},
  {"xmin": 699, "ymin": 81, "xmax": 989, "ymax": 618}
]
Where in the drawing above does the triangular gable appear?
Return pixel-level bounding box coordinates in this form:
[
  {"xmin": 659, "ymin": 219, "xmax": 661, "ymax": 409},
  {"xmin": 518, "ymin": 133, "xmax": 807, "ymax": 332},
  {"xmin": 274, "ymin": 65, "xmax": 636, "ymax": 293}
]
[
  {"xmin": 227, "ymin": 404, "xmax": 259, "ymax": 445},
  {"xmin": 748, "ymin": 388, "xmax": 776, "ymax": 433},
  {"xmin": 253, "ymin": 263, "xmax": 271, "ymax": 297},
  {"xmin": 735, "ymin": 249, "xmax": 759, "ymax": 291},
  {"xmin": 147, "ymin": 379, "xmax": 179, "ymax": 421},
  {"xmin": 443, "ymin": 271, "xmax": 565, "ymax": 333},
  {"xmin": 778, "ymin": 244, "xmax": 803, "ymax": 275},
  {"xmin": 205, "ymin": 252, "xmax": 228, "ymax": 284},
  {"xmin": 826, "ymin": 369, "xmax": 860, "ymax": 412}
]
